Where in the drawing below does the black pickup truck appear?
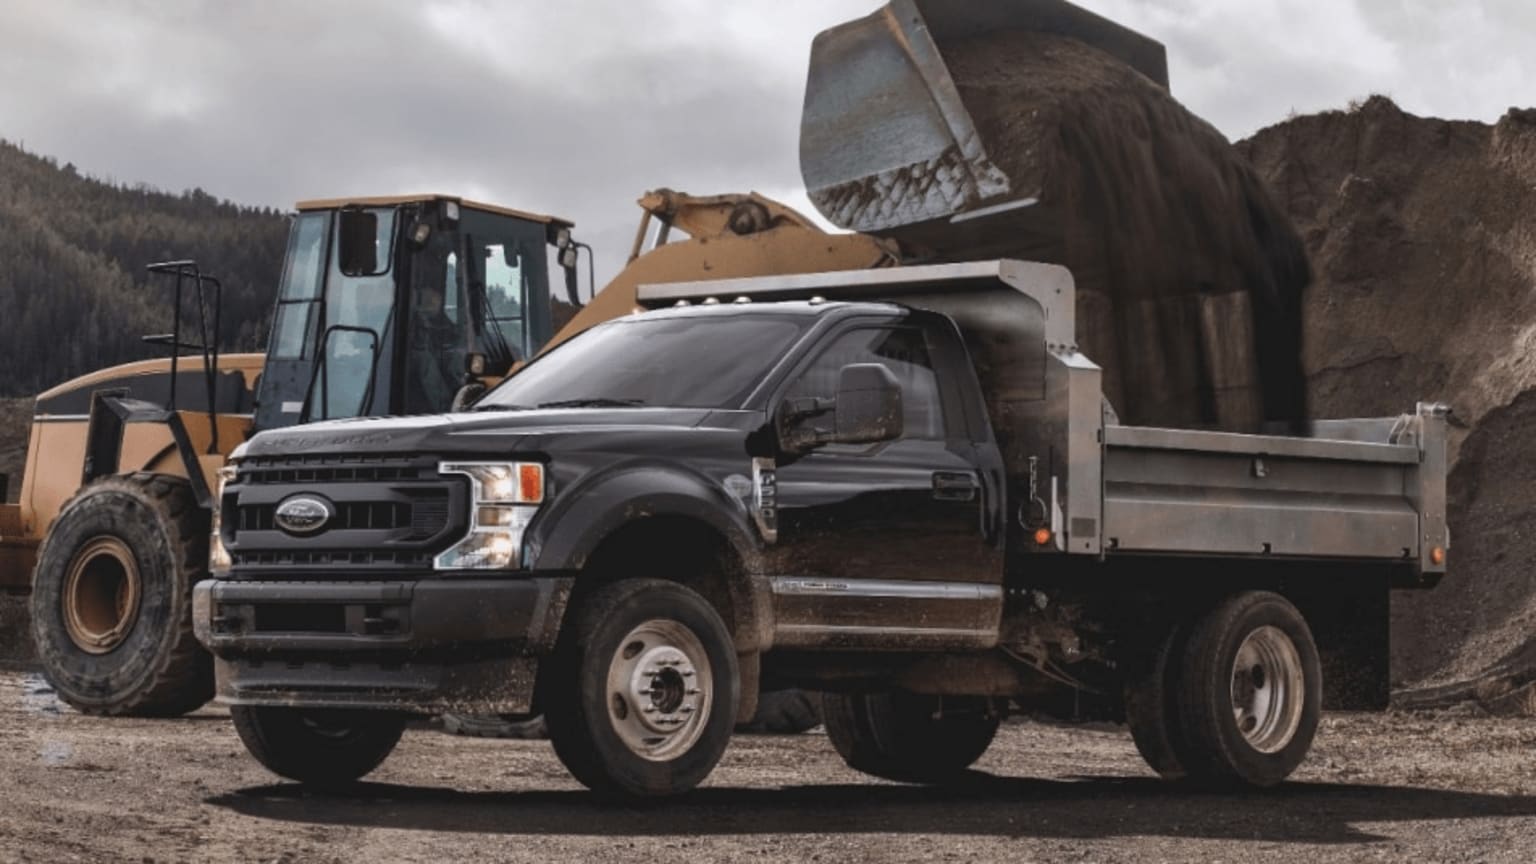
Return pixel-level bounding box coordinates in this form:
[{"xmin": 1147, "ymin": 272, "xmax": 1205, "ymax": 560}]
[{"xmin": 195, "ymin": 261, "xmax": 1448, "ymax": 799}]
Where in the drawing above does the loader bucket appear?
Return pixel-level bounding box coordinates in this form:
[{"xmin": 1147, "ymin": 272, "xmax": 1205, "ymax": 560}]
[
  {"xmin": 800, "ymin": 0, "xmax": 1168, "ymax": 235},
  {"xmin": 800, "ymin": 0, "xmax": 1313, "ymax": 436}
]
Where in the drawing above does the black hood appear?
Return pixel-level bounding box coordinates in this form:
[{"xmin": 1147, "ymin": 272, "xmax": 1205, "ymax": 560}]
[{"xmin": 236, "ymin": 407, "xmax": 724, "ymax": 458}]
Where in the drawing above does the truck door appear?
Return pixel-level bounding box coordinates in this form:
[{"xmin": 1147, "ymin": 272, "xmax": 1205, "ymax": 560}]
[{"xmin": 766, "ymin": 320, "xmax": 1003, "ymax": 650}]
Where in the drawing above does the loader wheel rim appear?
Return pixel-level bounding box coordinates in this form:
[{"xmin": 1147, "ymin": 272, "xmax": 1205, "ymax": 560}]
[
  {"xmin": 605, "ymin": 619, "xmax": 712, "ymax": 762},
  {"xmin": 1231, "ymin": 625, "xmax": 1305, "ymax": 754},
  {"xmin": 62, "ymin": 536, "xmax": 142, "ymax": 655}
]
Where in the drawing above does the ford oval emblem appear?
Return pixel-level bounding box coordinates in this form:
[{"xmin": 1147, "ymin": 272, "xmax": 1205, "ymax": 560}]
[{"xmin": 274, "ymin": 495, "xmax": 333, "ymax": 535}]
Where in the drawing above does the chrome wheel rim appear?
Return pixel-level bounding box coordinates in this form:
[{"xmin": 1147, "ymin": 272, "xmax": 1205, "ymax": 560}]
[
  {"xmin": 605, "ymin": 619, "xmax": 712, "ymax": 762},
  {"xmin": 1231, "ymin": 625, "xmax": 1305, "ymax": 754},
  {"xmin": 62, "ymin": 536, "xmax": 141, "ymax": 655}
]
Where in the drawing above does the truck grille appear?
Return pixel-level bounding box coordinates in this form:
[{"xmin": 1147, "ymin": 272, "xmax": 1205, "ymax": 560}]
[{"xmin": 223, "ymin": 454, "xmax": 466, "ymax": 577}]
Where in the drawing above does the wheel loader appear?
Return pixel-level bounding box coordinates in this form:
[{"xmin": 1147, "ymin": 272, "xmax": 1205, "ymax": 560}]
[
  {"xmin": 0, "ymin": 0, "xmax": 1308, "ymax": 720},
  {"xmin": 0, "ymin": 194, "xmax": 592, "ymax": 713}
]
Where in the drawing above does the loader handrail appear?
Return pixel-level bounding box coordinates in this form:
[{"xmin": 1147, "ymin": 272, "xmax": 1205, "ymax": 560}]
[{"xmin": 144, "ymin": 259, "xmax": 224, "ymax": 454}]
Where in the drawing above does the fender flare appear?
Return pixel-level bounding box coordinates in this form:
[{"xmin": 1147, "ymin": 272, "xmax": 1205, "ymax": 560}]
[{"xmin": 527, "ymin": 463, "xmax": 768, "ymax": 651}]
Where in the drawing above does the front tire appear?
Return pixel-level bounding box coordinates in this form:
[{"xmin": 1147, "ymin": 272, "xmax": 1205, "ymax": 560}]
[
  {"xmin": 1176, "ymin": 591, "xmax": 1321, "ymax": 787},
  {"xmin": 30, "ymin": 474, "xmax": 211, "ymax": 716},
  {"xmin": 822, "ymin": 691, "xmax": 1000, "ymax": 783},
  {"xmin": 231, "ymin": 705, "xmax": 406, "ymax": 787},
  {"xmin": 545, "ymin": 579, "xmax": 739, "ymax": 799}
]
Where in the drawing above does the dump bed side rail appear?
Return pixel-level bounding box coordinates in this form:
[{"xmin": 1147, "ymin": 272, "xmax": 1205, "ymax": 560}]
[{"xmin": 1093, "ymin": 405, "xmax": 1448, "ymax": 575}]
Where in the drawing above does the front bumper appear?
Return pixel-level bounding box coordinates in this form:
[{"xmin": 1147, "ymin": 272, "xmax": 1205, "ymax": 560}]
[{"xmin": 192, "ymin": 576, "xmax": 572, "ymax": 714}]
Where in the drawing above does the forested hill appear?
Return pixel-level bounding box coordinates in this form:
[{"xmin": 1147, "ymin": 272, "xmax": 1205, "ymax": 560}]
[{"xmin": 0, "ymin": 138, "xmax": 289, "ymax": 397}]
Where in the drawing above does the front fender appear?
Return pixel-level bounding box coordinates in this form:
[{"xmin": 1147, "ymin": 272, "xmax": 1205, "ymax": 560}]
[{"xmin": 526, "ymin": 462, "xmax": 763, "ymax": 573}]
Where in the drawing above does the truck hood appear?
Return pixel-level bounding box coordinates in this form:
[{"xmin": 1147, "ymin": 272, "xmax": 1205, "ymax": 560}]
[{"xmin": 238, "ymin": 407, "xmax": 725, "ymax": 458}]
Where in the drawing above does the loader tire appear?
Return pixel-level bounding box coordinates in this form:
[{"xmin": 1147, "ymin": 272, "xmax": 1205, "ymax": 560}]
[
  {"xmin": 30, "ymin": 474, "xmax": 212, "ymax": 716},
  {"xmin": 737, "ymin": 688, "xmax": 822, "ymax": 734},
  {"xmin": 232, "ymin": 705, "xmax": 405, "ymax": 787},
  {"xmin": 822, "ymin": 691, "xmax": 999, "ymax": 783},
  {"xmin": 440, "ymin": 713, "xmax": 549, "ymax": 739},
  {"xmin": 1176, "ymin": 591, "xmax": 1321, "ymax": 787}
]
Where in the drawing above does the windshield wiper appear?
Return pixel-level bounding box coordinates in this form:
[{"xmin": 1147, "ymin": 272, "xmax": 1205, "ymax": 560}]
[
  {"xmin": 470, "ymin": 403, "xmax": 531, "ymax": 412},
  {"xmin": 534, "ymin": 398, "xmax": 647, "ymax": 409}
]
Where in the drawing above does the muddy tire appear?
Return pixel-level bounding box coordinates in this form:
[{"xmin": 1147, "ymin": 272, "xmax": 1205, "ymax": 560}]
[
  {"xmin": 231, "ymin": 705, "xmax": 405, "ymax": 786},
  {"xmin": 822, "ymin": 691, "xmax": 999, "ymax": 783},
  {"xmin": 545, "ymin": 578, "xmax": 739, "ymax": 799},
  {"xmin": 1176, "ymin": 591, "xmax": 1321, "ymax": 787},
  {"xmin": 737, "ymin": 688, "xmax": 823, "ymax": 734},
  {"xmin": 1123, "ymin": 621, "xmax": 1193, "ymax": 780},
  {"xmin": 30, "ymin": 474, "xmax": 211, "ymax": 716}
]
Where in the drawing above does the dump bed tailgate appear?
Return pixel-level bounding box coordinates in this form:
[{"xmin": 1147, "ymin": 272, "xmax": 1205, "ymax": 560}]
[{"xmin": 1096, "ymin": 407, "xmax": 1448, "ymax": 575}]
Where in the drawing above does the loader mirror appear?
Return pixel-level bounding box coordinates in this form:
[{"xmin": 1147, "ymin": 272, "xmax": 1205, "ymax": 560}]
[
  {"xmin": 832, "ymin": 363, "xmax": 903, "ymax": 445},
  {"xmin": 338, "ymin": 209, "xmax": 384, "ymax": 276}
]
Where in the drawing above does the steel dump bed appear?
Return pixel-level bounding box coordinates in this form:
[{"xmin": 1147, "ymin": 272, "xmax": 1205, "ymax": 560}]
[{"xmin": 637, "ymin": 259, "xmax": 1449, "ymax": 577}]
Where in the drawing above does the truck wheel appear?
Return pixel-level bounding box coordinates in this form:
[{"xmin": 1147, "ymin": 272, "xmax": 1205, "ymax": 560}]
[
  {"xmin": 30, "ymin": 474, "xmax": 211, "ymax": 716},
  {"xmin": 822, "ymin": 691, "xmax": 999, "ymax": 783},
  {"xmin": 737, "ymin": 688, "xmax": 823, "ymax": 734},
  {"xmin": 231, "ymin": 705, "xmax": 406, "ymax": 787},
  {"xmin": 1123, "ymin": 622, "xmax": 1192, "ymax": 780},
  {"xmin": 1177, "ymin": 591, "xmax": 1321, "ymax": 787},
  {"xmin": 545, "ymin": 578, "xmax": 739, "ymax": 799}
]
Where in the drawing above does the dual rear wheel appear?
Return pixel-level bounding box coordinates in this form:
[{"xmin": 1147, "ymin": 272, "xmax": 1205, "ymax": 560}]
[{"xmin": 1125, "ymin": 590, "xmax": 1322, "ymax": 787}]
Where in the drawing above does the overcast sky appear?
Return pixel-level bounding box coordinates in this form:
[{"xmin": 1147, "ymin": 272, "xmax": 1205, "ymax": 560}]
[{"xmin": 2, "ymin": 0, "xmax": 1533, "ymax": 282}]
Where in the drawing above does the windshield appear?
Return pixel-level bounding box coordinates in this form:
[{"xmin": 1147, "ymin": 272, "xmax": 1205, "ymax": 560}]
[{"xmin": 477, "ymin": 313, "xmax": 808, "ymax": 411}]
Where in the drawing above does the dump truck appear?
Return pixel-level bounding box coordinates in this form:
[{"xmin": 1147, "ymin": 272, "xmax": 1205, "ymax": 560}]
[
  {"xmin": 8, "ymin": 0, "xmax": 1314, "ymax": 727},
  {"xmin": 0, "ymin": 194, "xmax": 588, "ymax": 714},
  {"xmin": 194, "ymin": 261, "xmax": 1448, "ymax": 798}
]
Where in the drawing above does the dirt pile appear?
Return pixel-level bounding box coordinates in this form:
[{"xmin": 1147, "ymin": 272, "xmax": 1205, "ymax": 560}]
[
  {"xmin": 1239, "ymin": 97, "xmax": 1536, "ymax": 696},
  {"xmin": 876, "ymin": 32, "xmax": 1311, "ymax": 432}
]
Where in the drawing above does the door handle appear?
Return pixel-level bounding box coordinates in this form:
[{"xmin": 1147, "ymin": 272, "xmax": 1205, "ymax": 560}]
[{"xmin": 932, "ymin": 471, "xmax": 979, "ymax": 501}]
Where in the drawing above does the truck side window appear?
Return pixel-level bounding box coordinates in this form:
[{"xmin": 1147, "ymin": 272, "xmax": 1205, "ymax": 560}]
[{"xmin": 785, "ymin": 327, "xmax": 944, "ymax": 439}]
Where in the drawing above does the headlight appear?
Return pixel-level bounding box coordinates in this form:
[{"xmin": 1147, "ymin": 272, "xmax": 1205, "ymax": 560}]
[
  {"xmin": 436, "ymin": 462, "xmax": 544, "ymax": 570},
  {"xmin": 209, "ymin": 463, "xmax": 238, "ymax": 574}
]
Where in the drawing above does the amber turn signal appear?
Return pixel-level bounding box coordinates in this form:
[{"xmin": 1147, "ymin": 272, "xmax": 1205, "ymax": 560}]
[
  {"xmin": 518, "ymin": 463, "xmax": 545, "ymax": 504},
  {"xmin": 1033, "ymin": 527, "xmax": 1052, "ymax": 546},
  {"xmin": 1430, "ymin": 546, "xmax": 1446, "ymax": 566}
]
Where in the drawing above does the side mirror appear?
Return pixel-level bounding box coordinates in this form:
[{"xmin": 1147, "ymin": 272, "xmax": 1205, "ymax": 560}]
[
  {"xmin": 832, "ymin": 363, "xmax": 903, "ymax": 444},
  {"xmin": 779, "ymin": 363, "xmax": 903, "ymax": 453},
  {"xmin": 338, "ymin": 209, "xmax": 383, "ymax": 276}
]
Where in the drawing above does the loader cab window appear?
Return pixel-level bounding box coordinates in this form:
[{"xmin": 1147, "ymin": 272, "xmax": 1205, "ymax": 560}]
[
  {"xmin": 268, "ymin": 212, "xmax": 329, "ymax": 359},
  {"xmin": 460, "ymin": 209, "xmax": 552, "ymax": 371},
  {"xmin": 307, "ymin": 207, "xmax": 399, "ymax": 420}
]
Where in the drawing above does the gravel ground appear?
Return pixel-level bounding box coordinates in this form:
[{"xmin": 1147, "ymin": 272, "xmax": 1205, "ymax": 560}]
[{"xmin": 3, "ymin": 667, "xmax": 1536, "ymax": 863}]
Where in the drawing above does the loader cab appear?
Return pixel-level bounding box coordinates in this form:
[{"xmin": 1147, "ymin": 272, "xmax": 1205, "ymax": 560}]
[{"xmin": 252, "ymin": 196, "xmax": 580, "ymax": 432}]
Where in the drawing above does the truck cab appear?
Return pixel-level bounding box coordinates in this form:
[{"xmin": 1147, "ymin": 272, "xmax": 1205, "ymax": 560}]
[{"xmin": 195, "ymin": 260, "xmax": 1448, "ymax": 799}]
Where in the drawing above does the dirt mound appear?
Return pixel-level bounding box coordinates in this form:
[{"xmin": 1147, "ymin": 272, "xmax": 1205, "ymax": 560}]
[
  {"xmin": 886, "ymin": 32, "xmax": 1311, "ymax": 432},
  {"xmin": 1239, "ymin": 97, "xmax": 1536, "ymax": 693}
]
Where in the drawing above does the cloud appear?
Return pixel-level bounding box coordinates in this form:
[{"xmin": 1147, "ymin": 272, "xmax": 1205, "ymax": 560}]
[{"xmin": 0, "ymin": 0, "xmax": 1531, "ymax": 282}]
